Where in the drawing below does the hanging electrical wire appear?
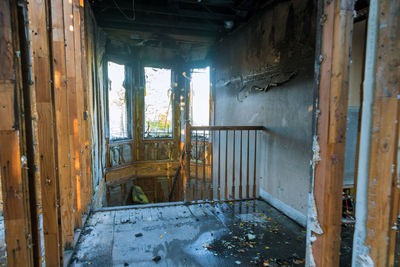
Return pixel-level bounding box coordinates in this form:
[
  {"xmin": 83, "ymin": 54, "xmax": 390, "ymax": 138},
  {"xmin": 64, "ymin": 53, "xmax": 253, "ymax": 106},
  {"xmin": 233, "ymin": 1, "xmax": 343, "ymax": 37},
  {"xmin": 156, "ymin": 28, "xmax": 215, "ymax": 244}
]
[{"xmin": 112, "ymin": 0, "xmax": 136, "ymax": 21}]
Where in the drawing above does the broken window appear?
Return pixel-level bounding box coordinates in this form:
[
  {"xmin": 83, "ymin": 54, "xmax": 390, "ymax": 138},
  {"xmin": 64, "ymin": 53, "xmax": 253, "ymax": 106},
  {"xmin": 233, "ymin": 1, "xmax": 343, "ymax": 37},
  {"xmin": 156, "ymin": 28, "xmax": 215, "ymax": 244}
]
[
  {"xmin": 144, "ymin": 67, "xmax": 173, "ymax": 139},
  {"xmin": 108, "ymin": 62, "xmax": 130, "ymax": 140},
  {"xmin": 191, "ymin": 67, "xmax": 210, "ymax": 126}
]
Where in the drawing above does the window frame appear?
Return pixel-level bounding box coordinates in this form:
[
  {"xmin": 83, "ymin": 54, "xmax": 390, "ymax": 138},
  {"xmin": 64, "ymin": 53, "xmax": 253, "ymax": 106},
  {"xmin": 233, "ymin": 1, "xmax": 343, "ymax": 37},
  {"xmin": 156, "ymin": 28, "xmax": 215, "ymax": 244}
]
[
  {"xmin": 189, "ymin": 66, "xmax": 212, "ymax": 143},
  {"xmin": 142, "ymin": 66, "xmax": 175, "ymax": 140},
  {"xmin": 189, "ymin": 66, "xmax": 211, "ymax": 127},
  {"xmin": 106, "ymin": 60, "xmax": 133, "ymax": 143}
]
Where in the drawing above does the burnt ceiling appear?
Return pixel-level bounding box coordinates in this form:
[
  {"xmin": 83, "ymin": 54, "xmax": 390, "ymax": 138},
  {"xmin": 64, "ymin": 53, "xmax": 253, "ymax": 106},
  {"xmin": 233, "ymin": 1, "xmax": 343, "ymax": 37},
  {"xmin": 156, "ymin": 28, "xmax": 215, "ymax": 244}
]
[{"xmin": 89, "ymin": 0, "xmax": 263, "ymax": 45}]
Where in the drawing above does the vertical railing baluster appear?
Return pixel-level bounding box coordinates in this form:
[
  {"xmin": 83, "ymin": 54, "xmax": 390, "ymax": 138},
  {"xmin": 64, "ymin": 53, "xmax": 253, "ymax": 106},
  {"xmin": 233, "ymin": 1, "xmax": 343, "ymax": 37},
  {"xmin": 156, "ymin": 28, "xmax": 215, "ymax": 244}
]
[
  {"xmin": 253, "ymin": 131, "xmax": 257, "ymax": 198},
  {"xmin": 232, "ymin": 130, "xmax": 236, "ymax": 200},
  {"xmin": 210, "ymin": 129, "xmax": 213, "ymax": 200},
  {"xmin": 106, "ymin": 186, "xmax": 110, "ymax": 205},
  {"xmin": 246, "ymin": 130, "xmax": 250, "ymax": 198},
  {"xmin": 225, "ymin": 130, "xmax": 229, "ymax": 200},
  {"xmin": 239, "ymin": 130, "xmax": 243, "ymax": 199},
  {"xmin": 183, "ymin": 122, "xmax": 191, "ymax": 202},
  {"xmin": 202, "ymin": 129, "xmax": 206, "ymax": 200},
  {"xmin": 218, "ymin": 130, "xmax": 221, "ymax": 200},
  {"xmin": 121, "ymin": 183, "xmax": 126, "ymax": 204},
  {"xmin": 195, "ymin": 130, "xmax": 198, "ymax": 201}
]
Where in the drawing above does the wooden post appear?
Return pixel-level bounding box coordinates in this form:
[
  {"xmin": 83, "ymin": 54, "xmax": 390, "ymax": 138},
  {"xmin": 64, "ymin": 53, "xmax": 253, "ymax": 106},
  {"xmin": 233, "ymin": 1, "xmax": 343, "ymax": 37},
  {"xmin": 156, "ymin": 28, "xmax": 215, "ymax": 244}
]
[
  {"xmin": 73, "ymin": 0, "xmax": 87, "ymax": 222},
  {"xmin": 22, "ymin": 0, "xmax": 66, "ymax": 264},
  {"xmin": 183, "ymin": 121, "xmax": 192, "ymax": 201},
  {"xmin": 351, "ymin": 0, "xmax": 400, "ymax": 265},
  {"xmin": 63, "ymin": 0, "xmax": 81, "ymax": 229},
  {"xmin": 49, "ymin": 0, "xmax": 74, "ymax": 249},
  {"xmin": 79, "ymin": 0, "xmax": 92, "ymax": 215},
  {"xmin": 308, "ymin": 0, "xmax": 354, "ymax": 266},
  {"xmin": 0, "ymin": 2, "xmax": 34, "ymax": 265}
]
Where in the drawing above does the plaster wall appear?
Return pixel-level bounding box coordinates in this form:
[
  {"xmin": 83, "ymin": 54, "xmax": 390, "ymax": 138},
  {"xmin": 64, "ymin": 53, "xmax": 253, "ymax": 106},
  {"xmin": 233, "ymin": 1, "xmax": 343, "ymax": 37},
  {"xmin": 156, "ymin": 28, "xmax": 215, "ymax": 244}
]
[{"xmin": 213, "ymin": 0, "xmax": 316, "ymax": 216}]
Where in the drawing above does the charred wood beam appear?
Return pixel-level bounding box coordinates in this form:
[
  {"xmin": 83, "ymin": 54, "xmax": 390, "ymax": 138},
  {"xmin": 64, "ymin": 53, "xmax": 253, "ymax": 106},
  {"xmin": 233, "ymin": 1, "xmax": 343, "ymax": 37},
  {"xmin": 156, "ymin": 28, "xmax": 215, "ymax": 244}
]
[
  {"xmin": 95, "ymin": 12, "xmax": 222, "ymax": 32},
  {"xmin": 93, "ymin": 8, "xmax": 227, "ymax": 29},
  {"xmin": 178, "ymin": 0, "xmax": 238, "ymax": 8},
  {"xmin": 103, "ymin": 29, "xmax": 214, "ymax": 45},
  {"xmin": 98, "ymin": 21, "xmax": 218, "ymax": 38},
  {"xmin": 91, "ymin": 2, "xmax": 236, "ymax": 21}
]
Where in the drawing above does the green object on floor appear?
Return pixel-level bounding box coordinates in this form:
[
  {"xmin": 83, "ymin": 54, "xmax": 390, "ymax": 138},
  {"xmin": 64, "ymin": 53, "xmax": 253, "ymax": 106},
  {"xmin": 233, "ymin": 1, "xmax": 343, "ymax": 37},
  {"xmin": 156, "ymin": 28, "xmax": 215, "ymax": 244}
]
[{"xmin": 132, "ymin": 185, "xmax": 150, "ymax": 204}]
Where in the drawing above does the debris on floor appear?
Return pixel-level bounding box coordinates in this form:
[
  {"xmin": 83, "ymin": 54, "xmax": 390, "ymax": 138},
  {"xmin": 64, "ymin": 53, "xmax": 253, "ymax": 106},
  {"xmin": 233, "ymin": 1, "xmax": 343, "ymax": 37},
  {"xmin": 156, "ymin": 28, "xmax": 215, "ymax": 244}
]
[
  {"xmin": 72, "ymin": 200, "xmax": 307, "ymax": 266},
  {"xmin": 205, "ymin": 213, "xmax": 306, "ymax": 266},
  {"xmin": 152, "ymin": 255, "xmax": 161, "ymax": 262}
]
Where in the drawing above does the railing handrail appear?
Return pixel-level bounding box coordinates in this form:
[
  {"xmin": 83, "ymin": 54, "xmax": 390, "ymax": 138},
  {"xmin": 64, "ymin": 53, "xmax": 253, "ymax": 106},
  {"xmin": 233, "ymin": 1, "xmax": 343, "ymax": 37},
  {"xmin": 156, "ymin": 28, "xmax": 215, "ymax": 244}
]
[
  {"xmin": 190, "ymin": 125, "xmax": 269, "ymax": 132},
  {"xmin": 184, "ymin": 124, "xmax": 263, "ymax": 202}
]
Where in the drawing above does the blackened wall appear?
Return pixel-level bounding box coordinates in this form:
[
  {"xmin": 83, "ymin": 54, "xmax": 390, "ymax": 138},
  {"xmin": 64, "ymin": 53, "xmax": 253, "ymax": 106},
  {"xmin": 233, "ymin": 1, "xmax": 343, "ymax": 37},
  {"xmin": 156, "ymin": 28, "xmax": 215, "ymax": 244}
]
[{"xmin": 213, "ymin": 0, "xmax": 316, "ymax": 218}]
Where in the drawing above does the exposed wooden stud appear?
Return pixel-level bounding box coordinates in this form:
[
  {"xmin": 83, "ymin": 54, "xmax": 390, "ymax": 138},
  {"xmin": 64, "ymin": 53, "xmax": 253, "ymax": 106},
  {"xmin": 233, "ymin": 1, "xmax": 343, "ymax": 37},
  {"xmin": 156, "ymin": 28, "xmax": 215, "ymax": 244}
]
[
  {"xmin": 363, "ymin": 0, "xmax": 400, "ymax": 265},
  {"xmin": 63, "ymin": 0, "xmax": 81, "ymax": 229},
  {"xmin": 0, "ymin": 133, "xmax": 33, "ymax": 266},
  {"xmin": 73, "ymin": 0, "xmax": 87, "ymax": 226},
  {"xmin": 26, "ymin": 0, "xmax": 63, "ymax": 263},
  {"xmin": 13, "ymin": 1, "xmax": 44, "ymax": 264},
  {"xmin": 49, "ymin": 0, "xmax": 74, "ymax": 248},
  {"xmin": 80, "ymin": 0, "xmax": 92, "ymax": 215},
  {"xmin": 309, "ymin": 0, "xmax": 354, "ymax": 265},
  {"xmin": 0, "ymin": 1, "xmax": 34, "ymax": 264}
]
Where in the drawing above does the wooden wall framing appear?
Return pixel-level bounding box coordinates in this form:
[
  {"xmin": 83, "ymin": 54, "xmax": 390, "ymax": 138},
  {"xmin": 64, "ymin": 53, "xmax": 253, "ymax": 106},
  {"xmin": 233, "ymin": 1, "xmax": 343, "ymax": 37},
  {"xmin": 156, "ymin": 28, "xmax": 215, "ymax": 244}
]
[
  {"xmin": 352, "ymin": 0, "xmax": 400, "ymax": 265},
  {"xmin": 309, "ymin": 0, "xmax": 400, "ymax": 266},
  {"xmin": 0, "ymin": 1, "xmax": 34, "ymax": 265},
  {"xmin": 0, "ymin": 0, "xmax": 94, "ymax": 265},
  {"xmin": 2, "ymin": 0, "xmax": 398, "ymax": 265},
  {"xmin": 363, "ymin": 2, "xmax": 400, "ymax": 265},
  {"xmin": 307, "ymin": 0, "xmax": 355, "ymax": 265}
]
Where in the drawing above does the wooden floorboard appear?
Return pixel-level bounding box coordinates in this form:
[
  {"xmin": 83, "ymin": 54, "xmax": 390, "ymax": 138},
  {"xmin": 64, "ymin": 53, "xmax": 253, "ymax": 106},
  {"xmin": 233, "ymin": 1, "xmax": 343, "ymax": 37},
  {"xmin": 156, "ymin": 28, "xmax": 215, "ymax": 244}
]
[{"xmin": 72, "ymin": 200, "xmax": 307, "ymax": 266}]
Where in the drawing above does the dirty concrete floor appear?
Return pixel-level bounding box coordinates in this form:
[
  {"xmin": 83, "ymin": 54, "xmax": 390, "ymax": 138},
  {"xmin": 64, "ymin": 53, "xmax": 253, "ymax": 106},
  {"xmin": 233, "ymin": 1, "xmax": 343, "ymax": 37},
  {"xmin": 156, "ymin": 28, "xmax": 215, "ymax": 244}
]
[{"xmin": 71, "ymin": 200, "xmax": 306, "ymax": 266}]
